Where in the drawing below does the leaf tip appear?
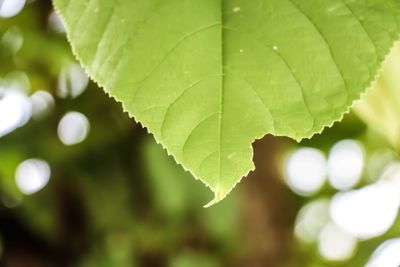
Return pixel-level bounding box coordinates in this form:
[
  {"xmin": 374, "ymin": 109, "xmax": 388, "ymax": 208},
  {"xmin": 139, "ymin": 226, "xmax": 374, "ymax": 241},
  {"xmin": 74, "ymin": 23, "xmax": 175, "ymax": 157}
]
[
  {"xmin": 203, "ymin": 190, "xmax": 227, "ymax": 208},
  {"xmin": 203, "ymin": 195, "xmax": 222, "ymax": 208}
]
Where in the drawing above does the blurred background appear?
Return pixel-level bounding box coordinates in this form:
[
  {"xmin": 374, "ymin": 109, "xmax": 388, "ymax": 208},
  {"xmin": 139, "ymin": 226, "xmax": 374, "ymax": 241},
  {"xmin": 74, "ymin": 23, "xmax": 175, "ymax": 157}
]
[{"xmin": 1, "ymin": 1, "xmax": 400, "ymax": 266}]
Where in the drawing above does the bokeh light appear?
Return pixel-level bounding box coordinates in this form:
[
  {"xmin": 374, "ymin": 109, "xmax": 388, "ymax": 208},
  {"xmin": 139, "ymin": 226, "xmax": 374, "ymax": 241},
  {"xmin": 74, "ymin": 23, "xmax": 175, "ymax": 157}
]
[
  {"xmin": 57, "ymin": 63, "xmax": 89, "ymax": 98},
  {"xmin": 366, "ymin": 149, "xmax": 397, "ymax": 183},
  {"xmin": 48, "ymin": 10, "xmax": 66, "ymax": 34},
  {"xmin": 5, "ymin": 71, "xmax": 31, "ymax": 93},
  {"xmin": 327, "ymin": 139, "xmax": 364, "ymax": 191},
  {"xmin": 284, "ymin": 147, "xmax": 327, "ymax": 196},
  {"xmin": 0, "ymin": 0, "xmax": 26, "ymax": 18},
  {"xmin": 30, "ymin": 90, "xmax": 55, "ymax": 120},
  {"xmin": 366, "ymin": 238, "xmax": 400, "ymax": 267},
  {"xmin": 57, "ymin": 111, "xmax": 90, "ymax": 146},
  {"xmin": 294, "ymin": 198, "xmax": 330, "ymax": 243},
  {"xmin": 380, "ymin": 162, "xmax": 400, "ymax": 193},
  {"xmin": 318, "ymin": 222, "xmax": 357, "ymax": 261},
  {"xmin": 1, "ymin": 26, "xmax": 24, "ymax": 54},
  {"xmin": 1, "ymin": 193, "xmax": 22, "ymax": 209},
  {"xmin": 0, "ymin": 87, "xmax": 32, "ymax": 138},
  {"xmin": 15, "ymin": 159, "xmax": 51, "ymax": 195},
  {"xmin": 330, "ymin": 182, "xmax": 400, "ymax": 239}
]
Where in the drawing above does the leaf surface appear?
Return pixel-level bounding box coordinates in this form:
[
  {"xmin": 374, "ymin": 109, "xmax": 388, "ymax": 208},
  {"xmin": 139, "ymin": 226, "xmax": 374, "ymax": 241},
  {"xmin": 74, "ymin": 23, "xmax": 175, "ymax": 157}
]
[{"xmin": 54, "ymin": 0, "xmax": 400, "ymax": 205}]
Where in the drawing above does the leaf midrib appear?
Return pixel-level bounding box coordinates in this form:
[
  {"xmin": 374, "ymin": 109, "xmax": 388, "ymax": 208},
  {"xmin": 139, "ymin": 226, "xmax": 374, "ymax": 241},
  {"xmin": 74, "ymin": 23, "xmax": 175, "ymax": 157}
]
[{"xmin": 217, "ymin": 0, "xmax": 225, "ymax": 198}]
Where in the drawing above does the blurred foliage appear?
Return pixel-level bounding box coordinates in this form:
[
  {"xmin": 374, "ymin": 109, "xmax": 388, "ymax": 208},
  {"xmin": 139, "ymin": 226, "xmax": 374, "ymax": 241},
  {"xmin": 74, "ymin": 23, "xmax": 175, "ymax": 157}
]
[{"xmin": 354, "ymin": 43, "xmax": 400, "ymax": 151}]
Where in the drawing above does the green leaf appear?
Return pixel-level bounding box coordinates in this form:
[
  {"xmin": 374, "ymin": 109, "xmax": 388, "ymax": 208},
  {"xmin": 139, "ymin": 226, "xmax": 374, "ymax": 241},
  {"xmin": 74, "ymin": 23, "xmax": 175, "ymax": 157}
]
[{"xmin": 53, "ymin": 0, "xmax": 400, "ymax": 206}]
